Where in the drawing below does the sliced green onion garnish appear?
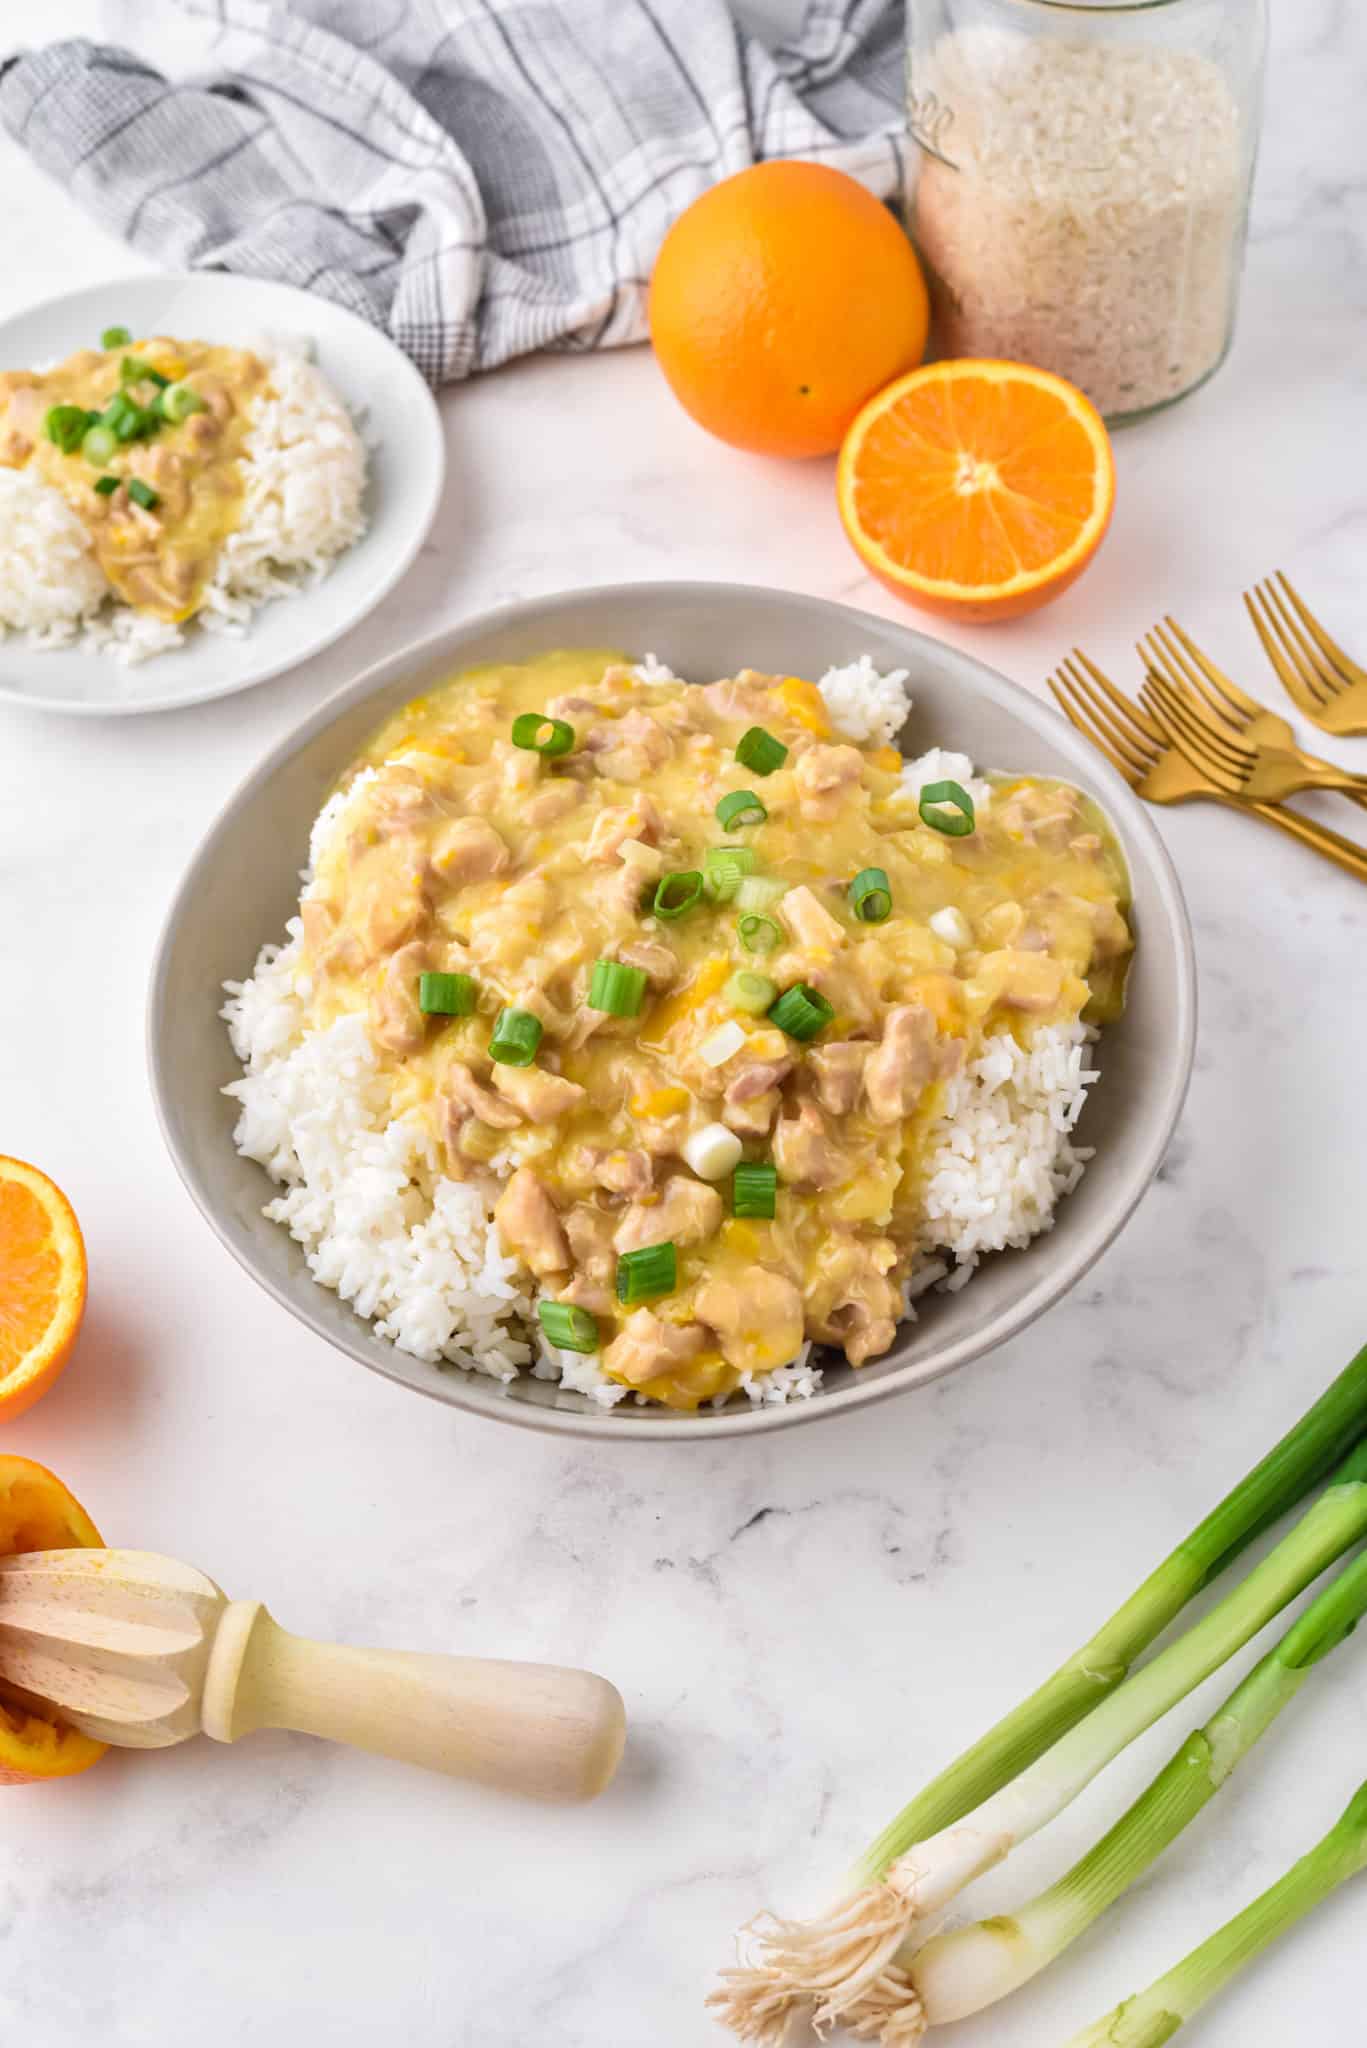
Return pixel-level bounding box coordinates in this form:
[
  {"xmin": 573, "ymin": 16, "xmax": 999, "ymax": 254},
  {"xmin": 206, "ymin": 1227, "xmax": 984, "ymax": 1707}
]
[
  {"xmin": 511, "ymin": 711, "xmax": 574, "ymax": 756},
  {"xmin": 616, "ymin": 1241, "xmax": 677, "ymax": 1305},
  {"xmin": 126, "ymin": 477, "xmax": 160, "ymax": 512},
  {"xmin": 716, "ymin": 789, "xmax": 767, "ymax": 829},
  {"xmin": 81, "ymin": 423, "xmax": 118, "ymax": 468},
  {"xmin": 918, "ymin": 779, "xmax": 976, "ymax": 838},
  {"xmin": 850, "ymin": 866, "xmax": 892, "ymax": 923},
  {"xmin": 102, "ymin": 392, "xmax": 158, "ymax": 443},
  {"xmin": 738, "ymin": 913, "xmax": 782, "ymax": 954},
  {"xmin": 44, "ymin": 404, "xmax": 91, "ymax": 454},
  {"xmin": 100, "ymin": 326, "xmax": 132, "ymax": 349},
  {"xmin": 653, "ymin": 870, "xmax": 703, "ymax": 920},
  {"xmin": 489, "ymin": 1006, "xmax": 543, "ymax": 1065},
  {"xmin": 92, "ymin": 475, "xmax": 120, "ymax": 497},
  {"xmin": 158, "ymin": 380, "xmax": 208, "ymax": 424},
  {"xmin": 419, "ymin": 971, "xmax": 476, "ymax": 1016},
  {"xmin": 120, "ymin": 355, "xmax": 169, "ymax": 389},
  {"xmin": 703, "ymin": 846, "xmax": 756, "ymax": 903},
  {"xmin": 732, "ymin": 1161, "xmax": 777, "ymax": 1220},
  {"xmin": 768, "ymin": 982, "xmax": 834, "ymax": 1041},
  {"xmin": 736, "ymin": 874, "xmax": 788, "ymax": 915},
  {"xmin": 735, "ymin": 726, "xmax": 788, "ymax": 776},
  {"xmin": 588, "ymin": 959, "xmax": 648, "ymax": 1017},
  {"xmin": 724, "ymin": 970, "xmax": 777, "ymax": 1016},
  {"xmin": 538, "ymin": 1299, "xmax": 599, "ymax": 1354}
]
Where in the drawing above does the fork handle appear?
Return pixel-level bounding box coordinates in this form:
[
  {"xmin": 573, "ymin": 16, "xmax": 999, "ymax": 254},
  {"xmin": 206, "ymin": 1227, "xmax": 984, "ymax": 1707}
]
[{"xmin": 1232, "ymin": 797, "xmax": 1367, "ymax": 883}]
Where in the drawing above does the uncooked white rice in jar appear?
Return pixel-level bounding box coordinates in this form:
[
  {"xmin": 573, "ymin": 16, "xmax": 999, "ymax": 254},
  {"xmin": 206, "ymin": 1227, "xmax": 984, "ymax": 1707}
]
[{"xmin": 910, "ymin": 30, "xmax": 1246, "ymax": 419}]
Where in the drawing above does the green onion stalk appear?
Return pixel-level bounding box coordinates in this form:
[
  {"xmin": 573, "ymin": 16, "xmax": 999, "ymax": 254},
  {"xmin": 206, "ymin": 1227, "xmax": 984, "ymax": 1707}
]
[
  {"xmin": 845, "ymin": 1547, "xmax": 1367, "ymax": 2043},
  {"xmin": 1060, "ymin": 1777, "xmax": 1367, "ymax": 2048},
  {"xmin": 709, "ymin": 1345, "xmax": 1367, "ymax": 2044}
]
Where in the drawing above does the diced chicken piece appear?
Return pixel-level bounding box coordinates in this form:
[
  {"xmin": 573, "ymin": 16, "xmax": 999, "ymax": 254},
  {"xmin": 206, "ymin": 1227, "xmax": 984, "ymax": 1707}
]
[
  {"xmin": 863, "ymin": 1004, "xmax": 938, "ymax": 1123},
  {"xmin": 369, "ymin": 941, "xmax": 429, "ymax": 1056},
  {"xmin": 613, "ymin": 1175, "xmax": 723, "ymax": 1255},
  {"xmin": 594, "ymin": 1149, "xmax": 655, "ymax": 1197},
  {"xmin": 603, "ymin": 1309, "xmax": 709, "ymax": 1389},
  {"xmin": 1091, "ymin": 900, "xmax": 1132, "ymax": 961},
  {"xmin": 490, "ymin": 1063, "xmax": 587, "ymax": 1123},
  {"xmin": 183, "ymin": 410, "xmax": 221, "ymax": 452},
  {"xmin": 563, "ymin": 1205, "xmax": 618, "ymax": 1287},
  {"xmin": 585, "ymin": 799, "xmax": 663, "ymax": 862},
  {"xmin": 430, "ymin": 816, "xmax": 510, "ymax": 885},
  {"xmin": 808, "ymin": 1041, "xmax": 872, "ymax": 1116},
  {"xmin": 443, "ymin": 1061, "xmax": 523, "ymax": 1131},
  {"xmin": 807, "ymin": 1235, "xmax": 901, "ymax": 1366},
  {"xmin": 546, "ymin": 693, "xmax": 612, "ymax": 719},
  {"xmin": 299, "ymin": 896, "xmax": 365, "ymax": 977},
  {"xmin": 722, "ymin": 1089, "xmax": 783, "ymax": 1138},
  {"xmin": 720, "ymin": 1055, "xmax": 793, "ymax": 1138},
  {"xmin": 557, "ymin": 1274, "xmax": 615, "ymax": 1316},
  {"xmin": 616, "ymin": 939, "xmax": 678, "ymax": 991},
  {"xmin": 349, "ymin": 839, "xmax": 429, "ymax": 960},
  {"xmin": 493, "ymin": 1168, "xmax": 569, "ymax": 1277},
  {"xmin": 695, "ymin": 1268, "xmax": 804, "ymax": 1375},
  {"xmin": 703, "ymin": 670, "xmax": 781, "ymax": 722},
  {"xmin": 0, "ymin": 426, "xmax": 32, "ymax": 466},
  {"xmin": 991, "ymin": 948, "xmax": 1067, "ymax": 1014},
  {"xmin": 772, "ymin": 1100, "xmax": 847, "ymax": 1189},
  {"xmin": 1001, "ymin": 784, "xmax": 1084, "ymax": 851},
  {"xmin": 200, "ymin": 378, "xmax": 237, "ymax": 423},
  {"xmin": 1069, "ymin": 832, "xmax": 1103, "ymax": 861},
  {"xmin": 780, "ymin": 884, "xmax": 846, "ymax": 954},
  {"xmin": 795, "ymin": 743, "xmax": 863, "ymax": 821},
  {"xmin": 523, "ymin": 781, "xmax": 583, "ymax": 827},
  {"xmin": 494, "ymin": 738, "xmax": 542, "ymax": 793},
  {"xmin": 585, "ymin": 709, "xmax": 672, "ymax": 782}
]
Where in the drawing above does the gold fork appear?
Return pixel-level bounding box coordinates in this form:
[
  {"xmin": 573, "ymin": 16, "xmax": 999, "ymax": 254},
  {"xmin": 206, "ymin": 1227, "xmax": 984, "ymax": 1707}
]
[
  {"xmin": 1137, "ymin": 617, "xmax": 1367, "ymax": 815},
  {"xmin": 1245, "ymin": 571, "xmax": 1367, "ymax": 737},
  {"xmin": 1048, "ymin": 651, "xmax": 1367, "ymax": 884}
]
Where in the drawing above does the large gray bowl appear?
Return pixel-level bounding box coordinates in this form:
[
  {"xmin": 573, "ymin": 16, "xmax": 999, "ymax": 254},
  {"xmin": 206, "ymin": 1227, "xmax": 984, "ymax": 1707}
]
[{"xmin": 149, "ymin": 583, "xmax": 1196, "ymax": 1439}]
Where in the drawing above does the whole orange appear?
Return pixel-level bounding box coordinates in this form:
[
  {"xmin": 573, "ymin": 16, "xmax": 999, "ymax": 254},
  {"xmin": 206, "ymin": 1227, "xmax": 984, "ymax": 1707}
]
[{"xmin": 649, "ymin": 161, "xmax": 929, "ymax": 459}]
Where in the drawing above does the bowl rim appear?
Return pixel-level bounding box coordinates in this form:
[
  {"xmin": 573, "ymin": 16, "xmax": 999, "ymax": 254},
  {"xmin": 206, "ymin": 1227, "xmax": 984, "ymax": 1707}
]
[{"xmin": 147, "ymin": 580, "xmax": 1197, "ymax": 1441}]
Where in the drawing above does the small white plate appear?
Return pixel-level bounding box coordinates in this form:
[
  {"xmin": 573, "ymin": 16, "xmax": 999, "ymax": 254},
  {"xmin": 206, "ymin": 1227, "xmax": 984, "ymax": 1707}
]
[{"xmin": 0, "ymin": 274, "xmax": 444, "ymax": 717}]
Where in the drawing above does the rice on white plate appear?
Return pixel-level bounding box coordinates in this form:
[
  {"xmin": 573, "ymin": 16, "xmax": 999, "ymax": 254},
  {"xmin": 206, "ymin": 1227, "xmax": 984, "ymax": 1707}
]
[
  {"xmin": 222, "ymin": 657, "xmax": 1103, "ymax": 1412},
  {"xmin": 0, "ymin": 338, "xmax": 366, "ymax": 667}
]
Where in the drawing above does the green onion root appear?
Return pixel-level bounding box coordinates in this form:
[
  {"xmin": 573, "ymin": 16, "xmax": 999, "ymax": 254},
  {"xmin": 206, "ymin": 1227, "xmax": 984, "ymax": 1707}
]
[{"xmin": 708, "ymin": 1344, "xmax": 1367, "ymax": 2042}]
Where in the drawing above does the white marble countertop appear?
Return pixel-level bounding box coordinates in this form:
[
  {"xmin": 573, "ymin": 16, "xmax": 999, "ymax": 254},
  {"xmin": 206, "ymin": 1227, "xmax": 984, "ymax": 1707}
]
[{"xmin": 3, "ymin": 5, "xmax": 1366, "ymax": 2045}]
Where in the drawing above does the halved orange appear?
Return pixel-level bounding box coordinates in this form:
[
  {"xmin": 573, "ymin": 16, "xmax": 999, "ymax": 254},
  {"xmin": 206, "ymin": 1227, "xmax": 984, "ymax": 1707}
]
[
  {"xmin": 0, "ymin": 1456, "xmax": 107, "ymax": 1783},
  {"xmin": 836, "ymin": 359, "xmax": 1115, "ymax": 622},
  {"xmin": 0, "ymin": 1157, "xmax": 87, "ymax": 1420}
]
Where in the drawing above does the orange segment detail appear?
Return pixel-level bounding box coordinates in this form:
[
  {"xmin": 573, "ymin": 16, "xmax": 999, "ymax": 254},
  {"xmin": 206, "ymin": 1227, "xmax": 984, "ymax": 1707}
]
[
  {"xmin": 836, "ymin": 359, "xmax": 1115, "ymax": 621},
  {"xmin": 0, "ymin": 1157, "xmax": 87, "ymax": 1421},
  {"xmin": 0, "ymin": 1456, "xmax": 107, "ymax": 1783}
]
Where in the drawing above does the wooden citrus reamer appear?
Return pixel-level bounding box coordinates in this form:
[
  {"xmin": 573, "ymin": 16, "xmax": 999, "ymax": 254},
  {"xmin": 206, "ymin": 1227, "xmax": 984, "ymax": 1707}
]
[{"xmin": 0, "ymin": 1548, "xmax": 625, "ymax": 1801}]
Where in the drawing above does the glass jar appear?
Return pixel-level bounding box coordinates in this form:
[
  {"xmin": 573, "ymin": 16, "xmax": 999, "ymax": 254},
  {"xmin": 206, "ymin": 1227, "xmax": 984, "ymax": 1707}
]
[{"xmin": 905, "ymin": 0, "xmax": 1267, "ymax": 422}]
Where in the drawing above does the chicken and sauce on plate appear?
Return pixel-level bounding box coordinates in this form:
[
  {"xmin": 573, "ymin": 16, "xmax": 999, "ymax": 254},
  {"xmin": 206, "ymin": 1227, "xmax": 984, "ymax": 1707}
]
[{"xmin": 225, "ymin": 649, "xmax": 1132, "ymax": 1414}]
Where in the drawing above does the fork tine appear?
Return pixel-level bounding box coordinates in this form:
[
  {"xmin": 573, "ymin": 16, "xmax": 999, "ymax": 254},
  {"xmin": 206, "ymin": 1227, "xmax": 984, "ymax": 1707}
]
[
  {"xmin": 1135, "ymin": 651, "xmax": 1250, "ymax": 771},
  {"xmin": 1244, "ymin": 581, "xmax": 1331, "ymax": 714},
  {"xmin": 1140, "ymin": 671, "xmax": 1238, "ymax": 789},
  {"xmin": 1140, "ymin": 623, "xmax": 1233, "ymax": 731},
  {"xmin": 1048, "ymin": 668, "xmax": 1139, "ymax": 787},
  {"xmin": 1276, "ymin": 573, "xmax": 1367, "ymax": 692},
  {"xmin": 1058, "ymin": 655, "xmax": 1159, "ymax": 777},
  {"xmin": 1068, "ymin": 647, "xmax": 1165, "ymax": 753},
  {"xmin": 1260, "ymin": 576, "xmax": 1342, "ymax": 701},
  {"xmin": 1160, "ymin": 617, "xmax": 1262, "ymax": 728}
]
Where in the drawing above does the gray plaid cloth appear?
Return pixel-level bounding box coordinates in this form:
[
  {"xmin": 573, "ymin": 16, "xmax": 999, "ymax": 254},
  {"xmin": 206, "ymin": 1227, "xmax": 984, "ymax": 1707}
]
[{"xmin": 1, "ymin": 0, "xmax": 905, "ymax": 384}]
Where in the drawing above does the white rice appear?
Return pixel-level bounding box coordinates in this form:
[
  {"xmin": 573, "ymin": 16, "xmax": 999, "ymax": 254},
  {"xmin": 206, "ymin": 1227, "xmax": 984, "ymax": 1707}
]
[
  {"xmin": 222, "ymin": 657, "xmax": 1103, "ymax": 1411},
  {"xmin": 0, "ymin": 468, "xmax": 108, "ymax": 640},
  {"xmin": 0, "ymin": 337, "xmax": 366, "ymax": 666},
  {"xmin": 816, "ymin": 654, "xmax": 911, "ymax": 748}
]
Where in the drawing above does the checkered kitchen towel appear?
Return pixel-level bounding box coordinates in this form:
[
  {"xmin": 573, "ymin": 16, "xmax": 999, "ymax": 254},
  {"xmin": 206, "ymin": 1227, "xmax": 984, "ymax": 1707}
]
[{"xmin": 1, "ymin": 0, "xmax": 905, "ymax": 384}]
